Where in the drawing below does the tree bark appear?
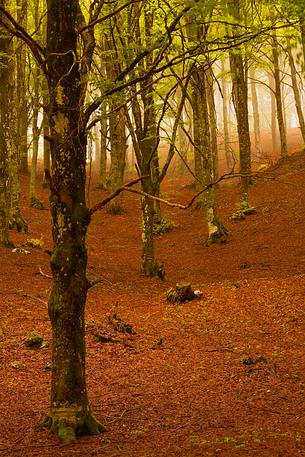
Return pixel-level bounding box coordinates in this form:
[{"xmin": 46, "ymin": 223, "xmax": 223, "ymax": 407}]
[
  {"xmin": 228, "ymin": 0, "xmax": 252, "ymax": 202},
  {"xmin": 16, "ymin": 0, "xmax": 29, "ymax": 174},
  {"xmin": 249, "ymin": 67, "xmax": 262, "ymax": 159},
  {"xmin": 43, "ymin": 0, "xmax": 105, "ymax": 443},
  {"xmin": 0, "ymin": 0, "xmax": 11, "ymax": 246},
  {"xmin": 191, "ymin": 67, "xmax": 228, "ymax": 245},
  {"xmin": 221, "ymin": 60, "xmax": 234, "ymax": 170},
  {"xmin": 286, "ymin": 37, "xmax": 305, "ymax": 143},
  {"xmin": 272, "ymin": 33, "xmax": 288, "ymax": 159}
]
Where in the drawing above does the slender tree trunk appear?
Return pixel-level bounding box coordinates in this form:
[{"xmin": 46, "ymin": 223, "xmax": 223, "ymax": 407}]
[
  {"xmin": 286, "ymin": 37, "xmax": 305, "ymax": 143},
  {"xmin": 107, "ymin": 105, "xmax": 126, "ymax": 213},
  {"xmin": 97, "ymin": 106, "xmax": 107, "ymax": 190},
  {"xmin": 300, "ymin": 17, "xmax": 305, "ymax": 70},
  {"xmin": 42, "ymin": 0, "xmax": 105, "ymax": 443},
  {"xmin": 221, "ymin": 60, "xmax": 233, "ymax": 170},
  {"xmin": 206, "ymin": 62, "xmax": 219, "ymax": 180},
  {"xmin": 30, "ymin": 2, "xmax": 43, "ymax": 209},
  {"xmin": 16, "ymin": 0, "xmax": 29, "ymax": 174},
  {"xmin": 249, "ymin": 67, "xmax": 262, "ymax": 159},
  {"xmin": 177, "ymin": 85, "xmax": 189, "ymax": 173},
  {"xmin": 268, "ymin": 72, "xmax": 278, "ymax": 154},
  {"xmin": 272, "ymin": 33, "xmax": 288, "ymax": 159}
]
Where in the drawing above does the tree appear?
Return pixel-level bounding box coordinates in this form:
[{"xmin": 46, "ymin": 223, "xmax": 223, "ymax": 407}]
[
  {"xmin": 16, "ymin": 0, "xmax": 28, "ymax": 174},
  {"xmin": 0, "ymin": 0, "xmax": 12, "ymax": 246},
  {"xmin": 227, "ymin": 0, "xmax": 252, "ymax": 203}
]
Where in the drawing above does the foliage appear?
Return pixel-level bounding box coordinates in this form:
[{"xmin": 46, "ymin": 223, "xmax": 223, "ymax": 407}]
[
  {"xmin": 152, "ymin": 217, "xmax": 174, "ymax": 236},
  {"xmin": 23, "ymin": 331, "xmax": 46, "ymax": 348},
  {"xmin": 231, "ymin": 200, "xmax": 257, "ymax": 220},
  {"xmin": 26, "ymin": 238, "xmax": 44, "ymax": 248}
]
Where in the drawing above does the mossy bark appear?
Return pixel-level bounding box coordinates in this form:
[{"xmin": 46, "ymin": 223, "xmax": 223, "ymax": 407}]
[
  {"xmin": 272, "ymin": 33, "xmax": 288, "ymax": 160},
  {"xmin": 16, "ymin": 0, "xmax": 29, "ymax": 175},
  {"xmin": 191, "ymin": 66, "xmax": 229, "ymax": 245},
  {"xmin": 228, "ymin": 0, "xmax": 252, "ymax": 202},
  {"xmin": 43, "ymin": 0, "xmax": 105, "ymax": 443},
  {"xmin": 0, "ymin": 2, "xmax": 11, "ymax": 247}
]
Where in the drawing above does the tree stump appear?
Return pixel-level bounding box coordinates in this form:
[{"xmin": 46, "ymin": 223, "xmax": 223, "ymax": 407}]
[{"xmin": 166, "ymin": 282, "xmax": 196, "ymax": 303}]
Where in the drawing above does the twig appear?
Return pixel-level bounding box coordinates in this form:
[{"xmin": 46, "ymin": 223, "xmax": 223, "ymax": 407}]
[
  {"xmin": 38, "ymin": 266, "xmax": 52, "ymax": 279},
  {"xmin": 22, "ymin": 293, "xmax": 48, "ymax": 307},
  {"xmin": 125, "ymin": 171, "xmax": 246, "ymax": 210}
]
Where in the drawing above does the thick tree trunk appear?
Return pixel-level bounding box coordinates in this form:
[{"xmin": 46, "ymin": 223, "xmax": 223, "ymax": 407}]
[
  {"xmin": 191, "ymin": 67, "xmax": 229, "ymax": 245},
  {"xmin": 8, "ymin": 30, "xmax": 27, "ymax": 233},
  {"xmin": 228, "ymin": 0, "xmax": 252, "ymax": 202},
  {"xmin": 0, "ymin": 1, "xmax": 11, "ymax": 246},
  {"xmin": 43, "ymin": 0, "xmax": 105, "ymax": 443},
  {"xmin": 229, "ymin": 50, "xmax": 252, "ymax": 201}
]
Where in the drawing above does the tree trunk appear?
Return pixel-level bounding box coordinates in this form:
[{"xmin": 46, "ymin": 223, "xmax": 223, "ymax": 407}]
[
  {"xmin": 228, "ymin": 0, "xmax": 252, "ymax": 202},
  {"xmin": 272, "ymin": 33, "xmax": 288, "ymax": 159},
  {"xmin": 221, "ymin": 60, "xmax": 234, "ymax": 170},
  {"xmin": 229, "ymin": 49, "xmax": 252, "ymax": 201},
  {"xmin": 191, "ymin": 67, "xmax": 229, "ymax": 245},
  {"xmin": 286, "ymin": 37, "xmax": 305, "ymax": 143},
  {"xmin": 0, "ymin": 0, "xmax": 11, "ymax": 246},
  {"xmin": 97, "ymin": 106, "xmax": 108, "ymax": 190},
  {"xmin": 107, "ymin": 105, "xmax": 126, "ymax": 214},
  {"xmin": 8, "ymin": 33, "xmax": 27, "ymax": 232},
  {"xmin": 249, "ymin": 67, "xmax": 262, "ymax": 159},
  {"xmin": 43, "ymin": 0, "xmax": 105, "ymax": 443},
  {"xmin": 30, "ymin": 2, "xmax": 43, "ymax": 209},
  {"xmin": 16, "ymin": 0, "xmax": 29, "ymax": 174},
  {"xmin": 206, "ymin": 61, "xmax": 219, "ymax": 180}
]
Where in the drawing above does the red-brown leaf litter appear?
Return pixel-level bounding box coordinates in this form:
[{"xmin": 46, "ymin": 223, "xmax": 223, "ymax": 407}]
[{"xmin": 1, "ymin": 131, "xmax": 305, "ymax": 456}]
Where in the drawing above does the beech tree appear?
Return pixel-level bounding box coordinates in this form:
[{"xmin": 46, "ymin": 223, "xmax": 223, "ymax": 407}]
[
  {"xmin": 0, "ymin": 0, "xmax": 11, "ymax": 246},
  {"xmin": 1, "ymin": 0, "xmax": 304, "ymax": 445}
]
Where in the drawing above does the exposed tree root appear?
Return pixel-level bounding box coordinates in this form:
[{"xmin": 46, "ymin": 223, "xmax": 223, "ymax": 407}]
[
  {"xmin": 41, "ymin": 407, "xmax": 106, "ymax": 444},
  {"xmin": 9, "ymin": 215, "xmax": 28, "ymax": 233},
  {"xmin": 206, "ymin": 226, "xmax": 230, "ymax": 246},
  {"xmin": 30, "ymin": 196, "xmax": 45, "ymax": 210}
]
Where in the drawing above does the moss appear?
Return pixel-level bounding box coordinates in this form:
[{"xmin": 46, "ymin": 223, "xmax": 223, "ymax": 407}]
[
  {"xmin": 231, "ymin": 200, "xmax": 256, "ymax": 220},
  {"xmin": 24, "ymin": 331, "xmax": 45, "ymax": 348},
  {"xmin": 26, "ymin": 238, "xmax": 44, "ymax": 248},
  {"xmin": 153, "ymin": 218, "xmax": 174, "ymax": 236}
]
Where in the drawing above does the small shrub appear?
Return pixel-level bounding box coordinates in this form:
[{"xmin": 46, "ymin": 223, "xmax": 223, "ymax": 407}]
[
  {"xmin": 153, "ymin": 218, "xmax": 174, "ymax": 236},
  {"xmin": 24, "ymin": 331, "xmax": 46, "ymax": 348},
  {"xmin": 231, "ymin": 200, "xmax": 256, "ymax": 220},
  {"xmin": 26, "ymin": 238, "xmax": 44, "ymax": 248}
]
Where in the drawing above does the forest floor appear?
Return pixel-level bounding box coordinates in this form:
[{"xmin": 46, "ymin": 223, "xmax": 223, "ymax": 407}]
[{"xmin": 1, "ymin": 131, "xmax": 305, "ymax": 456}]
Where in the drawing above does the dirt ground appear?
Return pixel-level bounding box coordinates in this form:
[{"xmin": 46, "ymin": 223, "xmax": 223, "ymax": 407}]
[{"xmin": 1, "ymin": 130, "xmax": 305, "ymax": 456}]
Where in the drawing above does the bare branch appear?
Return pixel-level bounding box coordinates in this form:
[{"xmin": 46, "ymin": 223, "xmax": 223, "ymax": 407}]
[
  {"xmin": 89, "ymin": 175, "xmax": 148, "ymax": 214},
  {"xmin": 0, "ymin": 6, "xmax": 46, "ymax": 70},
  {"xmin": 125, "ymin": 171, "xmax": 249, "ymax": 210}
]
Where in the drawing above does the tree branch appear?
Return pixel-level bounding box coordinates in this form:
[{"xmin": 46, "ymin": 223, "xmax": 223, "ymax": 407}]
[
  {"xmin": 0, "ymin": 6, "xmax": 46, "ymax": 70},
  {"xmin": 89, "ymin": 175, "xmax": 148, "ymax": 214}
]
